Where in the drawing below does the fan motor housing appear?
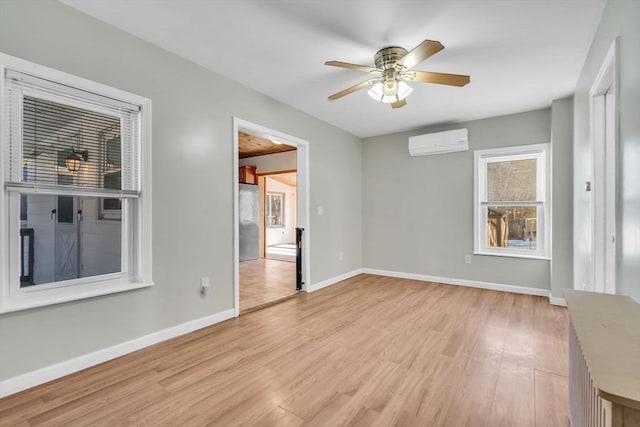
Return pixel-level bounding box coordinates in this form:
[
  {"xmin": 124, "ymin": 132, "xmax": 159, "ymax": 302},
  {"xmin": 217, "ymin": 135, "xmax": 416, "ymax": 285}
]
[{"xmin": 374, "ymin": 46, "xmax": 408, "ymax": 70}]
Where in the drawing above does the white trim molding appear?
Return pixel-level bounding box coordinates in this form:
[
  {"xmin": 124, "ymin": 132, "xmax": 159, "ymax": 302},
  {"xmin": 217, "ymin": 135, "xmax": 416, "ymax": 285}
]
[
  {"xmin": 362, "ymin": 268, "xmax": 550, "ymax": 297},
  {"xmin": 0, "ymin": 51, "xmax": 153, "ymax": 313},
  {"xmin": 549, "ymin": 296, "xmax": 567, "ymax": 307},
  {"xmin": 232, "ymin": 117, "xmax": 311, "ymax": 317},
  {"xmin": 0, "ymin": 308, "xmax": 235, "ymax": 399},
  {"xmin": 474, "ymin": 143, "xmax": 551, "ymax": 260},
  {"xmin": 588, "ymin": 37, "xmax": 618, "ymax": 295},
  {"xmin": 307, "ymin": 268, "xmax": 364, "ymax": 293}
]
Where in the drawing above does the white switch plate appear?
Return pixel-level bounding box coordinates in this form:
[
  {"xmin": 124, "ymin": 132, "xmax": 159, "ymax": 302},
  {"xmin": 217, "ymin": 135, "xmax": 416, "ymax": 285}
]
[
  {"xmin": 464, "ymin": 255, "xmax": 472, "ymax": 264},
  {"xmin": 317, "ymin": 206, "xmax": 324, "ymax": 215},
  {"xmin": 201, "ymin": 277, "xmax": 210, "ymax": 295},
  {"xmin": 339, "ymin": 251, "xmax": 344, "ymax": 261}
]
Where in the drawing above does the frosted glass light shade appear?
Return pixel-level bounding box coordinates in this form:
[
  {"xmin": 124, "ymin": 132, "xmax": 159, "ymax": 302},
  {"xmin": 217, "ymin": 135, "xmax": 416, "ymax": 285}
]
[
  {"xmin": 396, "ymin": 81, "xmax": 413, "ymax": 100},
  {"xmin": 368, "ymin": 80, "xmax": 413, "ymax": 104},
  {"xmin": 382, "ymin": 79, "xmax": 398, "ymax": 97}
]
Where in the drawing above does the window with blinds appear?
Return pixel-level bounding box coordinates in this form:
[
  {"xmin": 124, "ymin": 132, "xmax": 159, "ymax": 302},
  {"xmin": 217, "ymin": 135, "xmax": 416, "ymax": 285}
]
[
  {"xmin": 4, "ymin": 70, "xmax": 140, "ymax": 199},
  {"xmin": 0, "ymin": 53, "xmax": 152, "ymax": 314}
]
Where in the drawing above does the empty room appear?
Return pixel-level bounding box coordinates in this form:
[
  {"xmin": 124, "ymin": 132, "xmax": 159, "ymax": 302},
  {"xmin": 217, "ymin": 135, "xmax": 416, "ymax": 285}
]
[{"xmin": 1, "ymin": 1, "xmax": 639, "ymax": 426}]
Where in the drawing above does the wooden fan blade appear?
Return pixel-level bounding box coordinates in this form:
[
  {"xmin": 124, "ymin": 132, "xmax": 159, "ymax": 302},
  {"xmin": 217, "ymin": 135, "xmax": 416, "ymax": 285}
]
[
  {"xmin": 328, "ymin": 78, "xmax": 378, "ymax": 100},
  {"xmin": 396, "ymin": 40, "xmax": 444, "ymax": 70},
  {"xmin": 325, "ymin": 61, "xmax": 379, "ymax": 73},
  {"xmin": 403, "ymin": 71, "xmax": 470, "ymax": 87},
  {"xmin": 391, "ymin": 99, "xmax": 407, "ymax": 109}
]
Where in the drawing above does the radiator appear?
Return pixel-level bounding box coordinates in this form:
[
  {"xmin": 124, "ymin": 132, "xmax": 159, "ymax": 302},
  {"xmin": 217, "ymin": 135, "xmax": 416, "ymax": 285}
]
[
  {"xmin": 566, "ymin": 290, "xmax": 640, "ymax": 427},
  {"xmin": 569, "ymin": 321, "xmax": 610, "ymax": 427}
]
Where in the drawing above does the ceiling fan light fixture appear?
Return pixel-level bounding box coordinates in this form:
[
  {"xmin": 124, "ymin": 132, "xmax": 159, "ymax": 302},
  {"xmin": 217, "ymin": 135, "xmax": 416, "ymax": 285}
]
[
  {"xmin": 368, "ymin": 80, "xmax": 413, "ymax": 104},
  {"xmin": 326, "ymin": 39, "xmax": 470, "ymax": 110},
  {"xmin": 382, "ymin": 79, "xmax": 398, "ymax": 97},
  {"xmin": 368, "ymin": 82, "xmax": 396, "ymax": 103}
]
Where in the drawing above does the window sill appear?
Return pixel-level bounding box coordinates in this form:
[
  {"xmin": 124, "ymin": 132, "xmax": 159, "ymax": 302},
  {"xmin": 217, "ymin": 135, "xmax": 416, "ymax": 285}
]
[
  {"xmin": 0, "ymin": 280, "xmax": 153, "ymax": 314},
  {"xmin": 473, "ymin": 251, "xmax": 551, "ymax": 261}
]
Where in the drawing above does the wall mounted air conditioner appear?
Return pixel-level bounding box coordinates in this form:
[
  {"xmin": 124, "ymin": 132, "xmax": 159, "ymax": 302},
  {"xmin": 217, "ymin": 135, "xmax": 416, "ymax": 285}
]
[{"xmin": 408, "ymin": 128, "xmax": 469, "ymax": 156}]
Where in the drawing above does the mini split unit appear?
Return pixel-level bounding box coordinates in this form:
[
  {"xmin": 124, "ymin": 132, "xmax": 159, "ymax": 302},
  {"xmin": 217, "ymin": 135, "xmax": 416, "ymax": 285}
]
[{"xmin": 408, "ymin": 128, "xmax": 469, "ymax": 156}]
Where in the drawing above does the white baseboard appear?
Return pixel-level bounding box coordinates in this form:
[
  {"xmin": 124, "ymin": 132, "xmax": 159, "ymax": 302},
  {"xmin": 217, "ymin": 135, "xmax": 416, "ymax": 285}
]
[
  {"xmin": 361, "ymin": 268, "xmax": 550, "ymax": 297},
  {"xmin": 0, "ymin": 308, "xmax": 235, "ymax": 399},
  {"xmin": 549, "ymin": 296, "xmax": 567, "ymax": 306},
  {"xmin": 307, "ymin": 268, "xmax": 364, "ymax": 293}
]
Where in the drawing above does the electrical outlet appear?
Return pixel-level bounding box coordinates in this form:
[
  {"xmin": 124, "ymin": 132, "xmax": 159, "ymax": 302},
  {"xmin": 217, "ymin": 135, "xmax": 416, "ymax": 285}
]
[
  {"xmin": 200, "ymin": 276, "xmax": 210, "ymax": 296},
  {"xmin": 464, "ymin": 254, "xmax": 472, "ymax": 264},
  {"xmin": 339, "ymin": 251, "xmax": 344, "ymax": 261}
]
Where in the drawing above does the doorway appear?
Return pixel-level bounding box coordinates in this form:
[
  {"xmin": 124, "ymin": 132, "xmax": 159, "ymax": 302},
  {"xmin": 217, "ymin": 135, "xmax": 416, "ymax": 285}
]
[
  {"xmin": 261, "ymin": 171, "xmax": 298, "ymax": 263},
  {"xmin": 589, "ymin": 39, "xmax": 618, "ymax": 294},
  {"xmin": 233, "ymin": 118, "xmax": 310, "ymax": 316}
]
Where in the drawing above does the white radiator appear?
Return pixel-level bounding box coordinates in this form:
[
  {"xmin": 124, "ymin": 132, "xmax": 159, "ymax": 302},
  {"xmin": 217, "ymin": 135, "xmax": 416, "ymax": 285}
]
[
  {"xmin": 566, "ymin": 290, "xmax": 640, "ymax": 427},
  {"xmin": 569, "ymin": 321, "xmax": 614, "ymax": 427}
]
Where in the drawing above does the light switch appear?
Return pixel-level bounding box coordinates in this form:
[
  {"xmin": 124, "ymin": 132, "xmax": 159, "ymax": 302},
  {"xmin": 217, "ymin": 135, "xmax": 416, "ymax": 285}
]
[{"xmin": 317, "ymin": 206, "xmax": 324, "ymax": 215}]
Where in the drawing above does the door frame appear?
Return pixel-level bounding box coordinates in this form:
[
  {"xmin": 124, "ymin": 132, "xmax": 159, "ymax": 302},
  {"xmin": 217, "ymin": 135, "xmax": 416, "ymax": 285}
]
[
  {"xmin": 259, "ymin": 169, "xmax": 297, "ymax": 258},
  {"xmin": 588, "ymin": 38, "xmax": 618, "ymax": 294},
  {"xmin": 232, "ymin": 118, "xmax": 311, "ymax": 317}
]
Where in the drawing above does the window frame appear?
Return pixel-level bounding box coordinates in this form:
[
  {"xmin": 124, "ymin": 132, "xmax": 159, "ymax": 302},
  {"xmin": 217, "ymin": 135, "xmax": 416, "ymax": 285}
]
[
  {"xmin": 0, "ymin": 52, "xmax": 153, "ymax": 313},
  {"xmin": 98, "ymin": 129, "xmax": 123, "ymax": 221},
  {"xmin": 473, "ymin": 143, "xmax": 551, "ymax": 260},
  {"xmin": 266, "ymin": 191, "xmax": 285, "ymax": 227}
]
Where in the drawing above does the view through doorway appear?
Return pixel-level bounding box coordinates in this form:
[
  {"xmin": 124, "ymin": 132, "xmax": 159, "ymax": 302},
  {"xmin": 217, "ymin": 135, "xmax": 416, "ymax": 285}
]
[
  {"xmin": 237, "ymin": 131, "xmax": 300, "ymax": 314},
  {"xmin": 263, "ymin": 172, "xmax": 297, "ymax": 263}
]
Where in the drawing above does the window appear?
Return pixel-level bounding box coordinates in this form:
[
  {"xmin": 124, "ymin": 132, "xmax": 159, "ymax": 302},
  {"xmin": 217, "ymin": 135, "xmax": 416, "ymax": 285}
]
[
  {"xmin": 266, "ymin": 192, "xmax": 284, "ymax": 227},
  {"xmin": 474, "ymin": 143, "xmax": 550, "ymax": 259},
  {"xmin": 99, "ymin": 128, "xmax": 122, "ymax": 220},
  {"xmin": 0, "ymin": 53, "xmax": 152, "ymax": 313}
]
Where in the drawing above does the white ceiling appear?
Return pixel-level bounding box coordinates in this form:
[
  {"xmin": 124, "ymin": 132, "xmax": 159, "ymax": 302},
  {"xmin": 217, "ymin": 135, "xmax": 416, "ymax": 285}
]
[{"xmin": 61, "ymin": 0, "xmax": 606, "ymax": 139}]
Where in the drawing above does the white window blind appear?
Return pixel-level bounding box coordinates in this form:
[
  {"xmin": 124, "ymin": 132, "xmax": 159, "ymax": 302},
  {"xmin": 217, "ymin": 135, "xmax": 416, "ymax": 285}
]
[{"xmin": 4, "ymin": 69, "xmax": 140, "ymax": 198}]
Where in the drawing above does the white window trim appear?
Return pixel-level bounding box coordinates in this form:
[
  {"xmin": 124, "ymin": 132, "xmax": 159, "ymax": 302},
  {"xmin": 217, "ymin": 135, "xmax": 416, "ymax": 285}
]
[
  {"xmin": 0, "ymin": 52, "xmax": 153, "ymax": 313},
  {"xmin": 266, "ymin": 191, "xmax": 285, "ymax": 228},
  {"xmin": 473, "ymin": 143, "xmax": 551, "ymax": 260}
]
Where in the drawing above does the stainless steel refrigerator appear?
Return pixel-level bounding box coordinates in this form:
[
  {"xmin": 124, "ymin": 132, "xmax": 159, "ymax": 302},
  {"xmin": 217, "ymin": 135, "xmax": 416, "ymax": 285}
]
[{"xmin": 239, "ymin": 183, "xmax": 259, "ymax": 261}]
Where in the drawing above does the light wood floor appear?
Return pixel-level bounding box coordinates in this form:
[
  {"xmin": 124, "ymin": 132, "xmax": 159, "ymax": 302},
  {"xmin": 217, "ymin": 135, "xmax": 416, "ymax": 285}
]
[
  {"xmin": 240, "ymin": 258, "xmax": 297, "ymax": 314},
  {"xmin": 0, "ymin": 274, "xmax": 569, "ymax": 426}
]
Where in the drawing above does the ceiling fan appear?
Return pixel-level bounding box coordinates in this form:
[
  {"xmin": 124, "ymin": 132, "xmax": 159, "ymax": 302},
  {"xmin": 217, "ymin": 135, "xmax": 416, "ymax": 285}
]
[{"xmin": 325, "ymin": 39, "xmax": 470, "ymax": 109}]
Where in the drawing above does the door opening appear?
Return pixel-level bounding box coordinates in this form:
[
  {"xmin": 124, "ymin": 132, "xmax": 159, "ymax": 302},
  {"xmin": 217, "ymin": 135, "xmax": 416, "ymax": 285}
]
[
  {"xmin": 233, "ymin": 118, "xmax": 310, "ymax": 316},
  {"xmin": 589, "ymin": 39, "xmax": 617, "ymax": 294},
  {"xmin": 261, "ymin": 171, "xmax": 298, "ymax": 263}
]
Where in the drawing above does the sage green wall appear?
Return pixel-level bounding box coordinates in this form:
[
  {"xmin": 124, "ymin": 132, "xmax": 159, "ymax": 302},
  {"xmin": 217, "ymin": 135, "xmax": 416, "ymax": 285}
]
[
  {"xmin": 551, "ymin": 98, "xmax": 574, "ymax": 299},
  {"xmin": 362, "ymin": 109, "xmax": 553, "ymax": 290},
  {"xmin": 0, "ymin": 0, "xmax": 362, "ymax": 381},
  {"xmin": 573, "ymin": 0, "xmax": 640, "ymax": 301}
]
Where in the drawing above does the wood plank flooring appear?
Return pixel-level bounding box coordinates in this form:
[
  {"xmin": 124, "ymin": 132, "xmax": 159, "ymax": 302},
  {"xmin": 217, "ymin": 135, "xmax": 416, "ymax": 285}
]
[
  {"xmin": 0, "ymin": 274, "xmax": 569, "ymax": 426},
  {"xmin": 239, "ymin": 258, "xmax": 297, "ymax": 314}
]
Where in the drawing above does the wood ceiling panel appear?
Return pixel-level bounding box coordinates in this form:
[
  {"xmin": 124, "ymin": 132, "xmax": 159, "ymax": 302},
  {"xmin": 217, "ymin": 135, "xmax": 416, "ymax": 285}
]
[
  {"xmin": 269, "ymin": 172, "xmax": 296, "ymax": 187},
  {"xmin": 238, "ymin": 132, "xmax": 296, "ymax": 159}
]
